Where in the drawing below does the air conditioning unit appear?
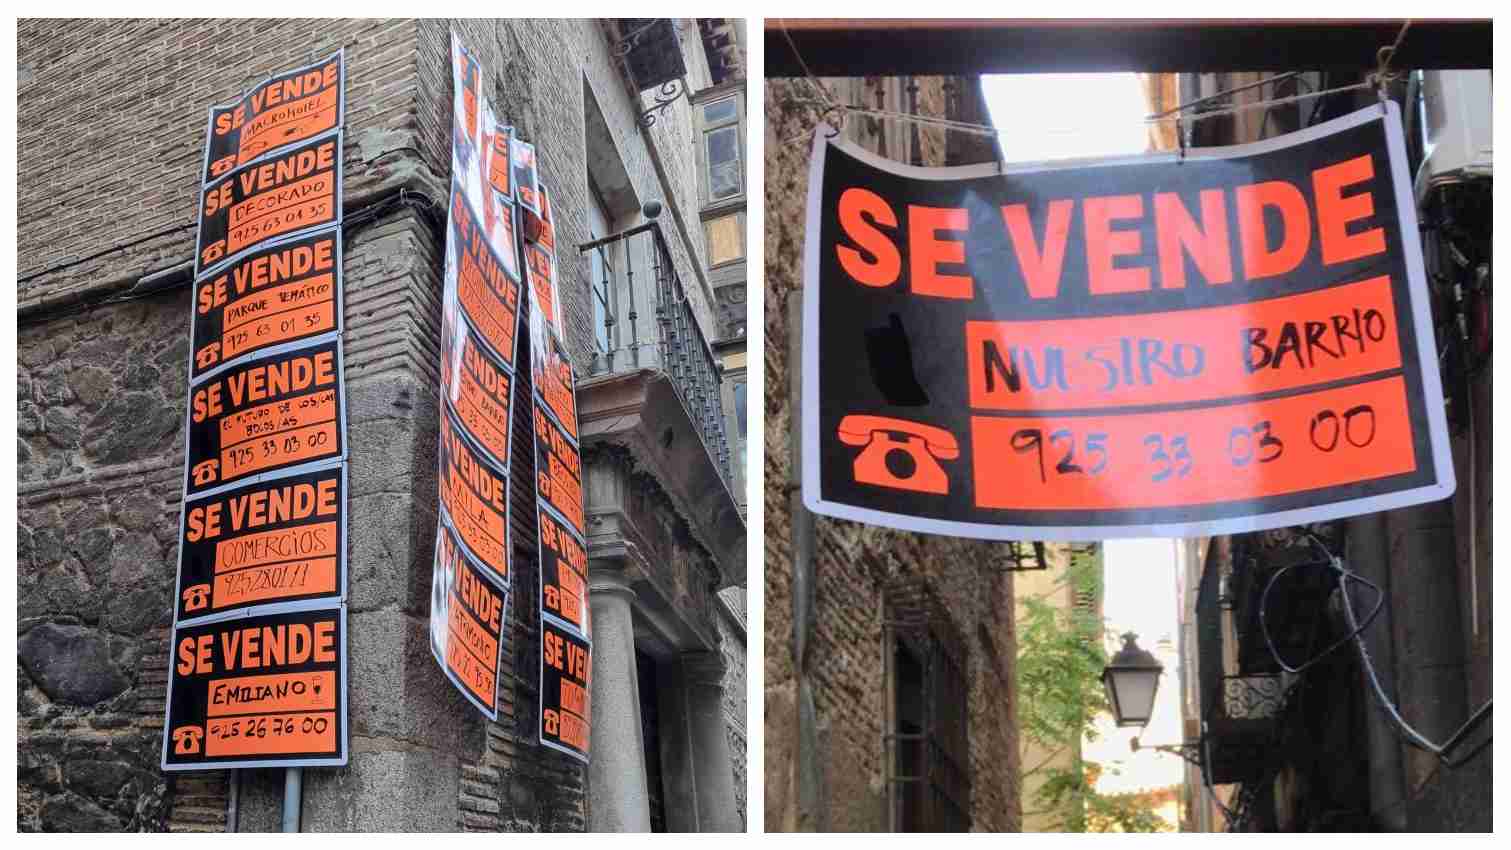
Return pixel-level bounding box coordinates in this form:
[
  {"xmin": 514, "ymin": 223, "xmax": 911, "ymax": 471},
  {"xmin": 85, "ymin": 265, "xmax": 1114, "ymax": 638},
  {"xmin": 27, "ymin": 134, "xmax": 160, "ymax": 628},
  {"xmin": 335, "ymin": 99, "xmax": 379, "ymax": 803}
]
[{"xmin": 1414, "ymin": 70, "xmax": 1493, "ymax": 206}]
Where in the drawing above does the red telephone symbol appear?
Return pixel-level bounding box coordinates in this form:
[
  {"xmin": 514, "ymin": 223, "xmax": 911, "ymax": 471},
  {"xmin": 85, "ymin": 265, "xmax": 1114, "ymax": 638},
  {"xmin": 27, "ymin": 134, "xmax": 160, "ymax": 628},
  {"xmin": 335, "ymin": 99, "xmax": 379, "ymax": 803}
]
[{"xmin": 837, "ymin": 415, "xmax": 959, "ymax": 495}]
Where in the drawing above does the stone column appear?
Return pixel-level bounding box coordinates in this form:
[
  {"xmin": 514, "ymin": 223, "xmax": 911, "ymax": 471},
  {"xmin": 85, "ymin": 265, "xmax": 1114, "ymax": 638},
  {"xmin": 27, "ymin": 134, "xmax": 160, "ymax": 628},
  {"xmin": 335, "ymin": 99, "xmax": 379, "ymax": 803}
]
[
  {"xmin": 683, "ymin": 651, "xmax": 741, "ymax": 832},
  {"xmin": 587, "ymin": 569, "xmax": 652, "ymax": 832}
]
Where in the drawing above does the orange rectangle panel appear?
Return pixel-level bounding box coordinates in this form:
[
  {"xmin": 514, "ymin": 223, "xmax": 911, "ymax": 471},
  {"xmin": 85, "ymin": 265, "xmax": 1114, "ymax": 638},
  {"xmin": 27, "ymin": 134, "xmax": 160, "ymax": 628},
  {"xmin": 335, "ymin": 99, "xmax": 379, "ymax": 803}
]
[
  {"xmin": 239, "ymin": 88, "xmax": 340, "ymax": 164},
  {"xmin": 222, "ymin": 272, "xmax": 336, "ymax": 332},
  {"xmin": 219, "ymin": 388, "xmax": 337, "ymax": 449},
  {"xmin": 213, "ymin": 557, "xmax": 339, "ymax": 610},
  {"xmin": 970, "ymin": 375, "xmax": 1417, "ymax": 511},
  {"xmin": 447, "ymin": 593, "xmax": 500, "ymax": 670},
  {"xmin": 966, "ymin": 275, "xmax": 1403, "ymax": 412},
  {"xmin": 227, "ymin": 194, "xmax": 335, "ymax": 256},
  {"xmin": 445, "ymin": 624, "xmax": 497, "ymax": 706},
  {"xmin": 204, "ymin": 710, "xmax": 338, "ymax": 757},
  {"xmin": 221, "ymin": 420, "xmax": 339, "ymax": 479},
  {"xmin": 214, "ymin": 521, "xmax": 339, "ymax": 573},
  {"xmin": 205, "ymin": 671, "xmax": 337, "ymax": 718},
  {"xmin": 223, "ymin": 302, "xmax": 335, "ymax": 360}
]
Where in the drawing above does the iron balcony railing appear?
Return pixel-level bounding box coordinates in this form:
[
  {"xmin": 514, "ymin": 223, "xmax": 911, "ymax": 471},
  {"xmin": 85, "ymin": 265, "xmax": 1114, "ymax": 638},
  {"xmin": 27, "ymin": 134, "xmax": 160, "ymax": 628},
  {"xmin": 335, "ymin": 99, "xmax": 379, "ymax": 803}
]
[{"xmin": 579, "ymin": 222, "xmax": 733, "ymax": 487}]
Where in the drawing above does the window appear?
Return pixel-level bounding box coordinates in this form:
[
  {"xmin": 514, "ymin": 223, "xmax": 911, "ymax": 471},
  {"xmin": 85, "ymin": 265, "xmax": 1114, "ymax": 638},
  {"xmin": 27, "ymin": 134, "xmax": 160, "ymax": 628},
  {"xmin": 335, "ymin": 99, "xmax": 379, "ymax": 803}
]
[
  {"xmin": 701, "ymin": 96, "xmax": 742, "ymax": 201},
  {"xmin": 884, "ymin": 583, "xmax": 972, "ymax": 832},
  {"xmin": 705, "ymin": 212, "xmax": 743, "ymax": 266},
  {"xmin": 588, "ymin": 183, "xmax": 614, "ymax": 355}
]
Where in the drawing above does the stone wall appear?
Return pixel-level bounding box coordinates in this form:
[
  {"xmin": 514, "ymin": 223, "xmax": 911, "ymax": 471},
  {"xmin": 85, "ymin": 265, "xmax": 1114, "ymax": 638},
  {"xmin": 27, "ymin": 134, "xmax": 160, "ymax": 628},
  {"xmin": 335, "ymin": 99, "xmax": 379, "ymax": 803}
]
[
  {"xmin": 18, "ymin": 17, "xmax": 735, "ymax": 833},
  {"xmin": 717, "ymin": 588, "xmax": 749, "ymax": 830},
  {"xmin": 764, "ymin": 75, "xmax": 1021, "ymax": 833}
]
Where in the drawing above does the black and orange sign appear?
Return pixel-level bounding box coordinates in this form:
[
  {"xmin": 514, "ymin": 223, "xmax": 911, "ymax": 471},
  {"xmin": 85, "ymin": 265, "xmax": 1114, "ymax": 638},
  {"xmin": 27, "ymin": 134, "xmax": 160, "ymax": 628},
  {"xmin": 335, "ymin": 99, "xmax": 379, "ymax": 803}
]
[
  {"xmin": 488, "ymin": 127, "xmax": 513, "ymax": 198},
  {"xmin": 448, "ymin": 180, "xmax": 522, "ymax": 369},
  {"xmin": 197, "ymin": 132, "xmax": 342, "ymax": 276},
  {"xmin": 532, "ymin": 399, "xmax": 585, "ymax": 540},
  {"xmin": 539, "ymin": 617, "xmax": 591, "ymax": 763},
  {"xmin": 533, "ymin": 324, "xmax": 579, "ymax": 443},
  {"xmin": 203, "ymin": 51, "xmax": 345, "ymax": 184},
  {"xmin": 439, "ymin": 407, "xmax": 511, "ymax": 587},
  {"xmin": 442, "ymin": 312, "xmax": 515, "ymax": 471},
  {"xmin": 538, "ymin": 505, "xmax": 589, "ymax": 638},
  {"xmin": 162, "ymin": 605, "xmax": 346, "ymax": 770},
  {"xmin": 802, "ymin": 103, "xmax": 1454, "ymax": 539},
  {"xmin": 185, "ymin": 339, "xmax": 345, "ymax": 498},
  {"xmin": 429, "ymin": 522, "xmax": 508, "ymax": 719},
  {"xmin": 190, "ymin": 228, "xmax": 342, "ymax": 380},
  {"xmin": 175, "ymin": 465, "xmax": 345, "ymax": 623}
]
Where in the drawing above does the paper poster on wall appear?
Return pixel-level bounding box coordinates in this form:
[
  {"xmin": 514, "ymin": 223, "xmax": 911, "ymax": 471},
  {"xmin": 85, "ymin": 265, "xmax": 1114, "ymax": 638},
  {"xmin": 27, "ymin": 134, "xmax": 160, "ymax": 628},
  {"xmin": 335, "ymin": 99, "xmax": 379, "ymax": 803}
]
[
  {"xmin": 190, "ymin": 227, "xmax": 343, "ymax": 381},
  {"xmin": 538, "ymin": 617, "xmax": 591, "ymax": 763},
  {"xmin": 429, "ymin": 521, "xmax": 509, "ymax": 720},
  {"xmin": 202, "ymin": 51, "xmax": 345, "ymax": 184},
  {"xmin": 162, "ymin": 603, "xmax": 347, "ymax": 770},
  {"xmin": 512, "ymin": 137, "xmax": 540, "ymax": 214},
  {"xmin": 195, "ymin": 131, "xmax": 342, "ymax": 277},
  {"xmin": 446, "ymin": 184, "xmax": 522, "ymax": 370},
  {"xmin": 802, "ymin": 102, "xmax": 1454, "ymax": 540},
  {"xmin": 174, "ymin": 463, "xmax": 346, "ymax": 624},
  {"xmin": 438, "ymin": 407, "xmax": 512, "ymax": 588},
  {"xmin": 184, "ymin": 337, "xmax": 346, "ymax": 499}
]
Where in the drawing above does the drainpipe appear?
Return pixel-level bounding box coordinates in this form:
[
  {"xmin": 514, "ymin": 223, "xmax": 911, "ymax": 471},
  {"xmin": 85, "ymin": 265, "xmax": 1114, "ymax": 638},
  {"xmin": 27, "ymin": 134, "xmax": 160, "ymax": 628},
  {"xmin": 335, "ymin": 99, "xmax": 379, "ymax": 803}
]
[
  {"xmin": 788, "ymin": 290, "xmax": 820, "ymax": 830},
  {"xmin": 225, "ymin": 769, "xmax": 239, "ymax": 832},
  {"xmin": 1342, "ymin": 514, "xmax": 1407, "ymax": 830}
]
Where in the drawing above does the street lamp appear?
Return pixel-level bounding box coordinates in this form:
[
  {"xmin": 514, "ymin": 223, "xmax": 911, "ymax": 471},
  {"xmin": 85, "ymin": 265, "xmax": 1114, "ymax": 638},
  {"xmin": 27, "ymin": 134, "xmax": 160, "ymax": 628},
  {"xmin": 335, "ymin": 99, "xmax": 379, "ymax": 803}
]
[{"xmin": 1102, "ymin": 632, "xmax": 1163, "ymax": 728}]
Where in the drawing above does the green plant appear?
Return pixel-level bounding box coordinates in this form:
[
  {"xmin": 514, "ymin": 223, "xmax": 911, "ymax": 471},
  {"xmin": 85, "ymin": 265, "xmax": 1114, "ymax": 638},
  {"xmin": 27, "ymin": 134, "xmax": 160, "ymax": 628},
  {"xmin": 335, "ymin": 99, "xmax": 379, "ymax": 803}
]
[{"xmin": 1017, "ymin": 546, "xmax": 1172, "ymax": 833}]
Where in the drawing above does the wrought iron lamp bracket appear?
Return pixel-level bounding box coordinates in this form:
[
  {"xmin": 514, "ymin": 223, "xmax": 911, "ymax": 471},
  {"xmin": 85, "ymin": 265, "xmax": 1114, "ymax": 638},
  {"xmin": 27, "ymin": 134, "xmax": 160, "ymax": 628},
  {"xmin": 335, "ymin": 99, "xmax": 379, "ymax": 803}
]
[
  {"xmin": 1131, "ymin": 737, "xmax": 1206, "ymax": 768},
  {"xmin": 639, "ymin": 78, "xmax": 688, "ymax": 128}
]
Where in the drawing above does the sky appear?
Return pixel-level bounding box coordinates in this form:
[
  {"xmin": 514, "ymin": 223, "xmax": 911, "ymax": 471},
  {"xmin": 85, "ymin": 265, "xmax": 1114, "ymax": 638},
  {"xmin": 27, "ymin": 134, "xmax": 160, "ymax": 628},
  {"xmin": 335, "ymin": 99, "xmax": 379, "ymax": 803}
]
[{"xmin": 983, "ymin": 72, "xmax": 1186, "ymax": 805}]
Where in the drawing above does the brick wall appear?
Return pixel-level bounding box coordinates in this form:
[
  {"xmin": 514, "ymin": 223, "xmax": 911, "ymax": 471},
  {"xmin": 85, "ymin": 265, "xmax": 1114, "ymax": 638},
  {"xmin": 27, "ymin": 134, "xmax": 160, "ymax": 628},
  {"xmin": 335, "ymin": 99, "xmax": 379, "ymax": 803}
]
[{"xmin": 764, "ymin": 76, "xmax": 1021, "ymax": 833}]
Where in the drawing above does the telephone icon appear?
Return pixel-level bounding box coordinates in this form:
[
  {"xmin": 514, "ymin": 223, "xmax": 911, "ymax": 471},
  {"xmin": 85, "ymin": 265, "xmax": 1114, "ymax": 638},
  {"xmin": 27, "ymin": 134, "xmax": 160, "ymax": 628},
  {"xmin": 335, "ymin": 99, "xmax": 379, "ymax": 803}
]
[
  {"xmin": 837, "ymin": 415, "xmax": 959, "ymax": 495},
  {"xmin": 172, "ymin": 725, "xmax": 204, "ymax": 755},
  {"xmin": 182, "ymin": 584, "xmax": 211, "ymax": 613},
  {"xmin": 191, "ymin": 460, "xmax": 219, "ymax": 486}
]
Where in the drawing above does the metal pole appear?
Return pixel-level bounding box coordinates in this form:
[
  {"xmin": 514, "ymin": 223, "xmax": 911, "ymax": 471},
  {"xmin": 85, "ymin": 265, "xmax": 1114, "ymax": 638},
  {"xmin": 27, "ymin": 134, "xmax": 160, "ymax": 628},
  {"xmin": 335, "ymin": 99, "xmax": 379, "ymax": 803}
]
[
  {"xmin": 788, "ymin": 289, "xmax": 820, "ymax": 831},
  {"xmin": 226, "ymin": 768, "xmax": 239, "ymax": 833},
  {"xmin": 281, "ymin": 766, "xmax": 302, "ymax": 832}
]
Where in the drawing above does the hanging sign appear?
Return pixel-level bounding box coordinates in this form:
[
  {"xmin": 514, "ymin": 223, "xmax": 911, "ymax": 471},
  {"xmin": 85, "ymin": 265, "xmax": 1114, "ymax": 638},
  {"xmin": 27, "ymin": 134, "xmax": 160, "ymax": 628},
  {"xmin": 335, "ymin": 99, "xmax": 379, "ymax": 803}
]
[
  {"xmin": 162, "ymin": 604, "xmax": 347, "ymax": 770},
  {"xmin": 185, "ymin": 337, "xmax": 346, "ymax": 498},
  {"xmin": 538, "ymin": 506, "xmax": 589, "ymax": 637},
  {"xmin": 174, "ymin": 463, "xmax": 346, "ymax": 623},
  {"xmin": 429, "ymin": 522, "xmax": 509, "ymax": 719},
  {"xmin": 438, "ymin": 407, "xmax": 512, "ymax": 587},
  {"xmin": 447, "ymin": 184, "xmax": 522, "ymax": 370},
  {"xmin": 196, "ymin": 131, "xmax": 342, "ymax": 276},
  {"xmin": 190, "ymin": 227, "xmax": 343, "ymax": 381},
  {"xmin": 512, "ymin": 137, "xmax": 540, "ymax": 214},
  {"xmin": 203, "ymin": 51, "xmax": 345, "ymax": 183},
  {"xmin": 538, "ymin": 617, "xmax": 591, "ymax": 762},
  {"xmin": 802, "ymin": 103, "xmax": 1454, "ymax": 540}
]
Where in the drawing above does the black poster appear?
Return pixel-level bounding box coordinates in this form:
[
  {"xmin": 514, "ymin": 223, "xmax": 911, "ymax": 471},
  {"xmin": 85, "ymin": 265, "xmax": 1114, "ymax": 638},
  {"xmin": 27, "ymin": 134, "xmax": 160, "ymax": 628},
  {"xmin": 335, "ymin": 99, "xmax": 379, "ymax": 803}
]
[
  {"xmin": 538, "ymin": 618, "xmax": 591, "ymax": 763},
  {"xmin": 174, "ymin": 463, "xmax": 346, "ymax": 624},
  {"xmin": 162, "ymin": 605, "xmax": 347, "ymax": 770},
  {"xmin": 190, "ymin": 227, "xmax": 343, "ymax": 381},
  {"xmin": 802, "ymin": 103, "xmax": 1453, "ymax": 541},
  {"xmin": 202, "ymin": 51, "xmax": 346, "ymax": 184},
  {"xmin": 185, "ymin": 338, "xmax": 346, "ymax": 498},
  {"xmin": 196, "ymin": 131, "xmax": 343, "ymax": 277}
]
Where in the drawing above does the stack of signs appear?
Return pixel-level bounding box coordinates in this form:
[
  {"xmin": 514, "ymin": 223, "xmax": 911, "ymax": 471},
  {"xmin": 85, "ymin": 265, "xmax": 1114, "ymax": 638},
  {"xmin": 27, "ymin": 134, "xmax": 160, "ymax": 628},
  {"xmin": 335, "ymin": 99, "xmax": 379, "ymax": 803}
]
[
  {"xmin": 165, "ymin": 51, "xmax": 349, "ymax": 771},
  {"xmin": 526, "ymin": 185, "xmax": 591, "ymax": 764},
  {"xmin": 430, "ymin": 35, "xmax": 591, "ymax": 766},
  {"xmin": 429, "ymin": 35, "xmax": 521, "ymax": 720}
]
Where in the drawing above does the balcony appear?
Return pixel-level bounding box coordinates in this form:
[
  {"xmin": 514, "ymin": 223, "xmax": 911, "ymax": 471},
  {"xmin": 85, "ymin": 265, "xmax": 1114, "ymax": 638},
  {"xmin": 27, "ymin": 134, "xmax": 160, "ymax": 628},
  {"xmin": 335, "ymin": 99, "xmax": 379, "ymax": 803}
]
[{"xmin": 577, "ymin": 222, "xmax": 743, "ymax": 587}]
